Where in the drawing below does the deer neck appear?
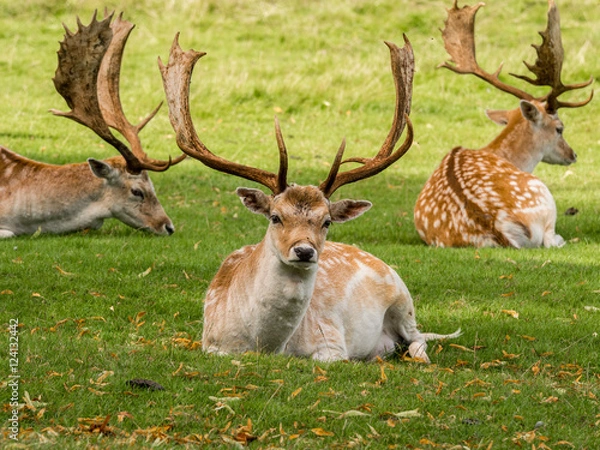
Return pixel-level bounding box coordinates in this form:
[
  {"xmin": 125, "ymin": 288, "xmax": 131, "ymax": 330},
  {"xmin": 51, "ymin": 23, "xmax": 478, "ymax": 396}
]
[
  {"xmin": 481, "ymin": 114, "xmax": 542, "ymax": 174},
  {"xmin": 242, "ymin": 239, "xmax": 319, "ymax": 353}
]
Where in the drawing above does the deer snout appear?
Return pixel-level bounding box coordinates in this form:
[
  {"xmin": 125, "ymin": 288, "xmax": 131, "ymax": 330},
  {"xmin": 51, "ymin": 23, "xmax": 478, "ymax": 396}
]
[
  {"xmin": 544, "ymin": 141, "xmax": 577, "ymax": 166},
  {"xmin": 294, "ymin": 245, "xmax": 315, "ymax": 262},
  {"xmin": 151, "ymin": 219, "xmax": 175, "ymax": 236},
  {"xmin": 287, "ymin": 241, "xmax": 318, "ymax": 266}
]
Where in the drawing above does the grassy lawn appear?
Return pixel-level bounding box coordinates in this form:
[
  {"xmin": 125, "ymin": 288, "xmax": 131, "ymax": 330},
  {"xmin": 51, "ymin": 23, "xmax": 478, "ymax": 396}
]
[{"xmin": 1, "ymin": 0, "xmax": 599, "ymax": 448}]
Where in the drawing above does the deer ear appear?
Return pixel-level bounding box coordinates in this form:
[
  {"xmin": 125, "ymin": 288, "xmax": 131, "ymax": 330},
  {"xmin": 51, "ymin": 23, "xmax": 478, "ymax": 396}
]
[
  {"xmin": 485, "ymin": 109, "xmax": 510, "ymax": 126},
  {"xmin": 236, "ymin": 187, "xmax": 271, "ymax": 217},
  {"xmin": 330, "ymin": 200, "xmax": 372, "ymax": 223},
  {"xmin": 88, "ymin": 158, "xmax": 117, "ymax": 180},
  {"xmin": 519, "ymin": 100, "xmax": 543, "ymax": 124}
]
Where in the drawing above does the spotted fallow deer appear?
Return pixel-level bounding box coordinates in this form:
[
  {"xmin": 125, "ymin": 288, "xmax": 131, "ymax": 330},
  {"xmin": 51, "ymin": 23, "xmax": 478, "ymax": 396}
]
[
  {"xmin": 414, "ymin": 0, "xmax": 593, "ymax": 248},
  {"xmin": 0, "ymin": 12, "xmax": 185, "ymax": 238},
  {"xmin": 159, "ymin": 34, "xmax": 460, "ymax": 362}
]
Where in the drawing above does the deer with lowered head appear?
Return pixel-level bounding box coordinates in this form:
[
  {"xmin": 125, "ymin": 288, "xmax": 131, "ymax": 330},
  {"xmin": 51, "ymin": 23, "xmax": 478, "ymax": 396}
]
[
  {"xmin": 0, "ymin": 12, "xmax": 185, "ymax": 238},
  {"xmin": 414, "ymin": 0, "xmax": 593, "ymax": 248},
  {"xmin": 160, "ymin": 34, "xmax": 461, "ymax": 362}
]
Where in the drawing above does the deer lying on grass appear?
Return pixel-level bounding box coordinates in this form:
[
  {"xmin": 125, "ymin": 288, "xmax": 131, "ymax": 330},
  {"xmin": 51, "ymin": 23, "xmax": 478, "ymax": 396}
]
[
  {"xmin": 414, "ymin": 0, "xmax": 593, "ymax": 248},
  {"xmin": 160, "ymin": 34, "xmax": 461, "ymax": 362},
  {"xmin": 0, "ymin": 12, "xmax": 184, "ymax": 238}
]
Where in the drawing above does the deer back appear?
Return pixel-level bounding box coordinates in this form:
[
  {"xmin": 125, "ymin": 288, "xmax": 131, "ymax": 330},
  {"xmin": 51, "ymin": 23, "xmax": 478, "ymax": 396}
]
[{"xmin": 414, "ymin": 146, "xmax": 560, "ymax": 248}]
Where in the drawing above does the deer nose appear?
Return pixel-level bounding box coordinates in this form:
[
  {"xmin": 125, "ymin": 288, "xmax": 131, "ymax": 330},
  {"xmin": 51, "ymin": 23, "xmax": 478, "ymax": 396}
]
[
  {"xmin": 294, "ymin": 246, "xmax": 315, "ymax": 262},
  {"xmin": 165, "ymin": 223, "xmax": 175, "ymax": 235}
]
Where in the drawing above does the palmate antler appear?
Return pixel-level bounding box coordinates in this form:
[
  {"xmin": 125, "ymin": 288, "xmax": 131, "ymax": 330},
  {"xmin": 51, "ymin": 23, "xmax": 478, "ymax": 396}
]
[
  {"xmin": 439, "ymin": 0, "xmax": 593, "ymax": 114},
  {"xmin": 159, "ymin": 34, "xmax": 414, "ymax": 198},
  {"xmin": 51, "ymin": 11, "xmax": 185, "ymax": 174}
]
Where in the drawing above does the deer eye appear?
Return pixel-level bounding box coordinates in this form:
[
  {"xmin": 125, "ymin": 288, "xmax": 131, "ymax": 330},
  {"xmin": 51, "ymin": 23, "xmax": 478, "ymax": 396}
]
[
  {"xmin": 322, "ymin": 219, "xmax": 332, "ymax": 229},
  {"xmin": 270, "ymin": 215, "xmax": 282, "ymax": 225},
  {"xmin": 131, "ymin": 188, "xmax": 145, "ymax": 199},
  {"xmin": 556, "ymin": 126, "xmax": 564, "ymax": 135}
]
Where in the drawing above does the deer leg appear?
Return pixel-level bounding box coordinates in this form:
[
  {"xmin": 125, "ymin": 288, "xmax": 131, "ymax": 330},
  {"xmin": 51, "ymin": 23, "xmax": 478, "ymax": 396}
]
[
  {"xmin": 0, "ymin": 229, "xmax": 16, "ymax": 238},
  {"xmin": 384, "ymin": 298, "xmax": 434, "ymax": 363},
  {"xmin": 310, "ymin": 323, "xmax": 348, "ymax": 362}
]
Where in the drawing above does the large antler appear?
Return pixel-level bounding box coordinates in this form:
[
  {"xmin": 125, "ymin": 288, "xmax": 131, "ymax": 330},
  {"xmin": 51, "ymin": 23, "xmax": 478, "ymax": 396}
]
[
  {"xmin": 319, "ymin": 36, "xmax": 414, "ymax": 197},
  {"xmin": 439, "ymin": 0, "xmax": 593, "ymax": 113},
  {"xmin": 159, "ymin": 35, "xmax": 413, "ymax": 197},
  {"xmin": 51, "ymin": 11, "xmax": 185, "ymax": 174},
  {"xmin": 159, "ymin": 34, "xmax": 288, "ymax": 194}
]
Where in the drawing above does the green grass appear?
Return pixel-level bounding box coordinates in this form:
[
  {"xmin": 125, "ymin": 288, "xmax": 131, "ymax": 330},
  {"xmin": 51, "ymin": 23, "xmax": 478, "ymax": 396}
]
[{"xmin": 1, "ymin": 0, "xmax": 599, "ymax": 448}]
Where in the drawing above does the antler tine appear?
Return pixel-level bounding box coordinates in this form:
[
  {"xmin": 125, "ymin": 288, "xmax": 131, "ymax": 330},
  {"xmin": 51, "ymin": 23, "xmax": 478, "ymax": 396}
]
[
  {"xmin": 51, "ymin": 11, "xmax": 184, "ymax": 174},
  {"xmin": 159, "ymin": 34, "xmax": 288, "ymax": 194},
  {"xmin": 508, "ymin": 0, "xmax": 594, "ymax": 113},
  {"xmin": 438, "ymin": 1, "xmax": 534, "ymax": 101},
  {"xmin": 96, "ymin": 12, "xmax": 185, "ymax": 172},
  {"xmin": 319, "ymin": 36, "xmax": 415, "ymax": 198},
  {"xmin": 273, "ymin": 117, "xmax": 290, "ymax": 194},
  {"xmin": 51, "ymin": 12, "xmax": 118, "ymax": 143}
]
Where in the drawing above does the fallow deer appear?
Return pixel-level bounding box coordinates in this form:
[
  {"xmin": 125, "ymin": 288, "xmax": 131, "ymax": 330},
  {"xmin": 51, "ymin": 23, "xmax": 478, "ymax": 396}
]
[
  {"xmin": 159, "ymin": 35, "xmax": 461, "ymax": 362},
  {"xmin": 0, "ymin": 12, "xmax": 184, "ymax": 238},
  {"xmin": 413, "ymin": 0, "xmax": 593, "ymax": 248}
]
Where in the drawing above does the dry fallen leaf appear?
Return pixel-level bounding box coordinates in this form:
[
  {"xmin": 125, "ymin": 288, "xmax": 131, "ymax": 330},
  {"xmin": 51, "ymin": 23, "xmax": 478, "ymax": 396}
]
[
  {"xmin": 311, "ymin": 427, "xmax": 334, "ymax": 437},
  {"xmin": 393, "ymin": 408, "xmax": 422, "ymax": 418},
  {"xmin": 138, "ymin": 266, "xmax": 152, "ymax": 278},
  {"xmin": 502, "ymin": 309, "xmax": 519, "ymax": 319},
  {"xmin": 54, "ymin": 265, "xmax": 74, "ymax": 276}
]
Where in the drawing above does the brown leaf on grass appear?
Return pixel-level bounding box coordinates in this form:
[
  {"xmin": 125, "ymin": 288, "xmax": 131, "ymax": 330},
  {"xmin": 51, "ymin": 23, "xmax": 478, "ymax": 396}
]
[
  {"xmin": 172, "ymin": 336, "xmax": 202, "ymax": 350},
  {"xmin": 502, "ymin": 309, "xmax": 519, "ymax": 318},
  {"xmin": 392, "ymin": 408, "xmax": 422, "ymax": 418},
  {"xmin": 78, "ymin": 414, "xmax": 114, "ymax": 435},
  {"xmin": 138, "ymin": 266, "xmax": 152, "ymax": 278},
  {"xmin": 323, "ymin": 409, "xmax": 370, "ymax": 419},
  {"xmin": 377, "ymin": 363, "xmax": 388, "ymax": 385},
  {"xmin": 64, "ymin": 383, "xmax": 83, "ymax": 392},
  {"xmin": 49, "ymin": 318, "xmax": 70, "ymax": 332},
  {"xmin": 88, "ymin": 387, "xmax": 109, "ymax": 396},
  {"xmin": 93, "ymin": 370, "xmax": 114, "ymax": 385},
  {"xmin": 117, "ymin": 411, "xmax": 134, "ymax": 422},
  {"xmin": 502, "ymin": 350, "xmax": 521, "ymax": 359},
  {"xmin": 172, "ymin": 362, "xmax": 184, "ymax": 376},
  {"xmin": 54, "ymin": 265, "xmax": 74, "ymax": 276},
  {"xmin": 519, "ymin": 335, "xmax": 536, "ymax": 341},
  {"xmin": 129, "ymin": 311, "xmax": 146, "ymax": 330},
  {"xmin": 531, "ymin": 361, "xmax": 541, "ymax": 376},
  {"xmin": 232, "ymin": 419, "xmax": 257, "ymax": 444},
  {"xmin": 22, "ymin": 391, "xmax": 47, "ymax": 411},
  {"xmin": 313, "ymin": 366, "xmax": 327, "ymax": 375},
  {"xmin": 311, "ymin": 427, "xmax": 334, "ymax": 437},
  {"xmin": 480, "ymin": 360, "xmax": 505, "ymax": 369},
  {"xmin": 449, "ymin": 344, "xmax": 475, "ymax": 353},
  {"xmin": 288, "ymin": 387, "xmax": 302, "ymax": 400},
  {"xmin": 464, "ymin": 378, "xmax": 491, "ymax": 388}
]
